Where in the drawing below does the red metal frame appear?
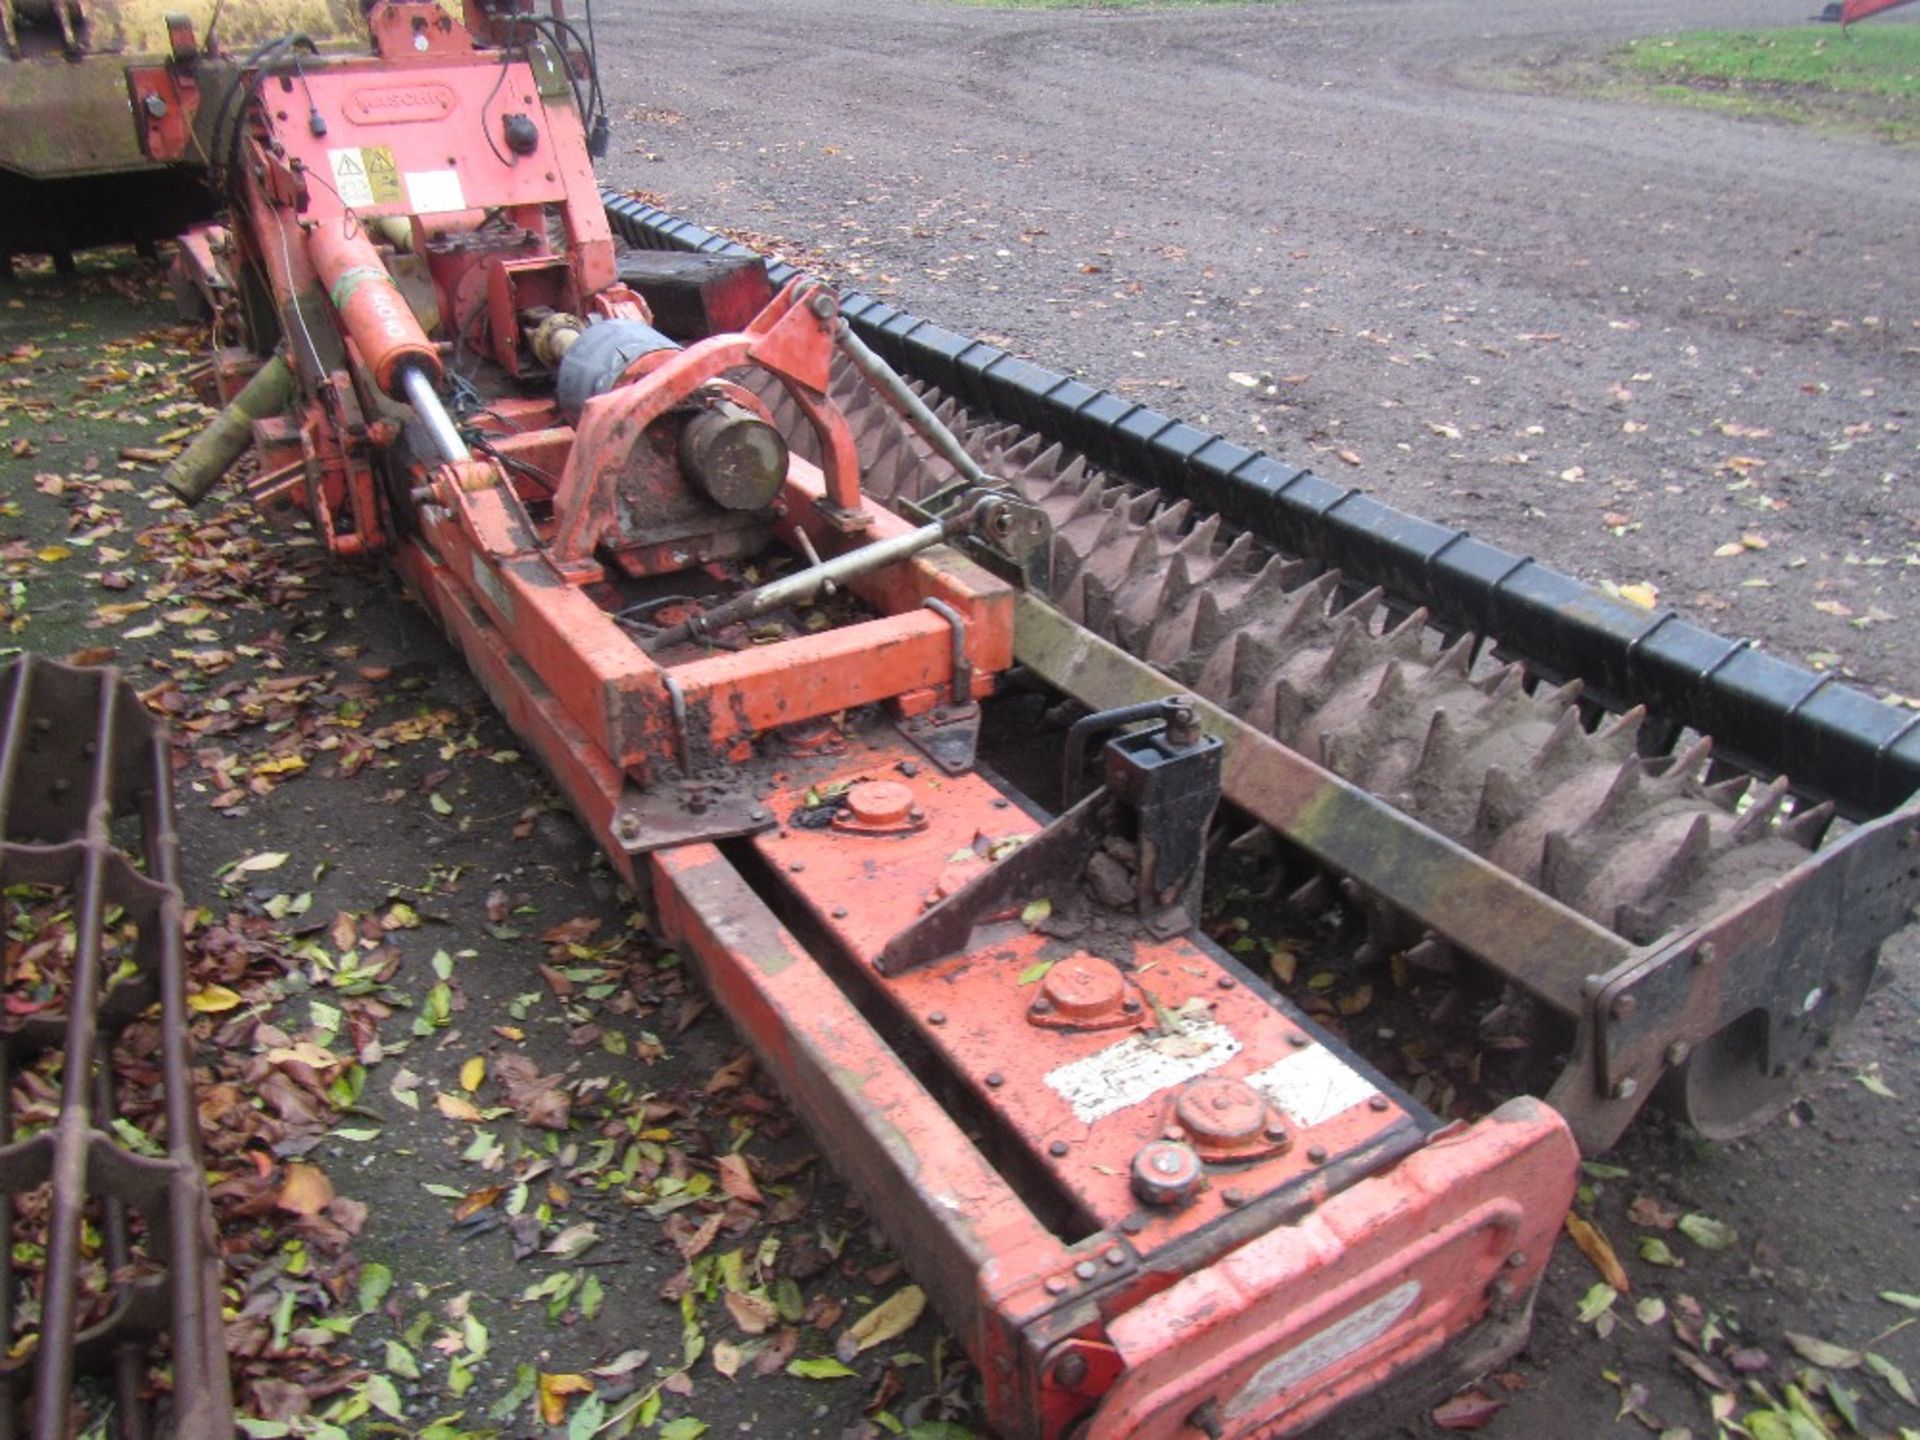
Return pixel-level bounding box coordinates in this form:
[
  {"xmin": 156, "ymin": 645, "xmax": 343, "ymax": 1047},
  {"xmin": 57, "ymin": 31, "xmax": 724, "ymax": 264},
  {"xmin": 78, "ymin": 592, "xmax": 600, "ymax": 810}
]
[{"xmin": 173, "ymin": 3, "xmax": 1583, "ymax": 1432}]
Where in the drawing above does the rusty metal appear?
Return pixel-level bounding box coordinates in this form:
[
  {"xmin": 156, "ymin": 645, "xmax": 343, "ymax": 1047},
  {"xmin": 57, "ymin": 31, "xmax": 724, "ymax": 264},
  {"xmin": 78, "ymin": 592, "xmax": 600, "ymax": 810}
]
[{"xmin": 0, "ymin": 656, "xmax": 232, "ymax": 1440}]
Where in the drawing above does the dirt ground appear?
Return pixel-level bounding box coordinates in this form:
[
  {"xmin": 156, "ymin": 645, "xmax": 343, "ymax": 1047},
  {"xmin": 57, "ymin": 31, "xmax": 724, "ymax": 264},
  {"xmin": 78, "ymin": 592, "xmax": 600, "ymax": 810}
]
[{"xmin": 0, "ymin": 0, "xmax": 1916, "ymax": 1436}]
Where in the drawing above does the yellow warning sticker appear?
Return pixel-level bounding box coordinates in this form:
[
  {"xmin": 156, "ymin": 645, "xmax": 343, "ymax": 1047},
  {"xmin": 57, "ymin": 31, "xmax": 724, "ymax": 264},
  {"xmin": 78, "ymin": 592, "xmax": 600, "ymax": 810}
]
[{"xmin": 326, "ymin": 146, "xmax": 402, "ymax": 208}]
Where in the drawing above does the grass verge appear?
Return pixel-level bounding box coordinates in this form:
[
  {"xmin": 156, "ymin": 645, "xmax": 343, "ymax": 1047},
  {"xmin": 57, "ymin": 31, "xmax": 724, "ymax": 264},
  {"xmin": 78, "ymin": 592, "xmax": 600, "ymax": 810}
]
[{"xmin": 1612, "ymin": 26, "xmax": 1920, "ymax": 142}]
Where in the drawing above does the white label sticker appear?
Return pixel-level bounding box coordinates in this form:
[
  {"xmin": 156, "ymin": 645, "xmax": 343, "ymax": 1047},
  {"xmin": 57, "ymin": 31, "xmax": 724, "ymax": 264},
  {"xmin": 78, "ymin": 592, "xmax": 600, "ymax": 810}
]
[
  {"xmin": 1245, "ymin": 1044, "xmax": 1378, "ymax": 1128},
  {"xmin": 1044, "ymin": 1017, "xmax": 1241, "ymax": 1124},
  {"xmin": 1228, "ymin": 1280, "xmax": 1422, "ymax": 1420},
  {"xmin": 327, "ymin": 148, "xmax": 376, "ymax": 208},
  {"xmin": 406, "ymin": 168, "xmax": 467, "ymax": 215}
]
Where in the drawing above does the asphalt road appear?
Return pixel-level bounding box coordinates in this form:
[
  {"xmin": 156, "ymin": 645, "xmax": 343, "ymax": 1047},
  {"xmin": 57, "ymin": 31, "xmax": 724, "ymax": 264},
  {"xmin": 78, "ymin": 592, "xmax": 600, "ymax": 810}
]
[{"xmin": 593, "ymin": 0, "xmax": 1920, "ymax": 1436}]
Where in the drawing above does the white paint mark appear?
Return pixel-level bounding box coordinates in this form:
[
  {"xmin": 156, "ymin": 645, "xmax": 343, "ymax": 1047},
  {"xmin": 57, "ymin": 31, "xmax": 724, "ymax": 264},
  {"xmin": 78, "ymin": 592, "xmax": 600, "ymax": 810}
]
[
  {"xmin": 1245, "ymin": 1044, "xmax": 1377, "ymax": 1128},
  {"xmin": 1044, "ymin": 1017, "xmax": 1241, "ymax": 1124},
  {"xmin": 406, "ymin": 168, "xmax": 467, "ymax": 215}
]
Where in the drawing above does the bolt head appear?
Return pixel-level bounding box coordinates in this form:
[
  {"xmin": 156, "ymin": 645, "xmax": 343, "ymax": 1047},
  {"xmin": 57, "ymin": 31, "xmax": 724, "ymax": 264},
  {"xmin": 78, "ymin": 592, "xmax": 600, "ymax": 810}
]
[
  {"xmin": 1665, "ymin": 1041, "xmax": 1691, "ymax": 1066},
  {"xmin": 1612, "ymin": 1076, "xmax": 1640, "ymax": 1100}
]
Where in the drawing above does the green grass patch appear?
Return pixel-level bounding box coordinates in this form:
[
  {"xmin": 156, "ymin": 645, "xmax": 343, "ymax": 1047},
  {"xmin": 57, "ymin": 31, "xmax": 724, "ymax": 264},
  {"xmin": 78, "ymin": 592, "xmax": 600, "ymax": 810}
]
[
  {"xmin": 1622, "ymin": 26, "xmax": 1920, "ymax": 98},
  {"xmin": 1611, "ymin": 26, "xmax": 1920, "ymax": 141}
]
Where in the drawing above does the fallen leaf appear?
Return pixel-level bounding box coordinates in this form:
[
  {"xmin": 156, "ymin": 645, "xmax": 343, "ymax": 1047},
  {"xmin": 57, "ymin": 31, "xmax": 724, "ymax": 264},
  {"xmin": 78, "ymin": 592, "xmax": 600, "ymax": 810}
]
[
  {"xmin": 716, "ymin": 1153, "xmax": 763, "ymax": 1205},
  {"xmin": 1677, "ymin": 1213, "xmax": 1738, "ymax": 1251},
  {"xmin": 835, "ymin": 1285, "xmax": 926, "ymax": 1362},
  {"xmin": 538, "ymin": 1372, "xmax": 594, "ymax": 1426},
  {"xmin": 275, "ymin": 1162, "xmax": 335, "ymax": 1216},
  {"xmin": 436, "ymin": 1092, "xmax": 486, "ymax": 1123},
  {"xmin": 1566, "ymin": 1214, "xmax": 1631, "ymax": 1293},
  {"xmin": 1431, "ymin": 1391, "xmax": 1503, "ymax": 1430},
  {"xmin": 188, "ymin": 984, "xmax": 244, "ymax": 1014},
  {"xmin": 231, "ymin": 850, "xmax": 290, "ymax": 874}
]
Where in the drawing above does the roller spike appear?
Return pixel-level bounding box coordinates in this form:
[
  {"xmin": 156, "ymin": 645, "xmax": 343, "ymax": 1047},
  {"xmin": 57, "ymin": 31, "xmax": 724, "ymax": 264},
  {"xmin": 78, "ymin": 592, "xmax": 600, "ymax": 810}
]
[
  {"xmin": 1333, "ymin": 584, "xmax": 1387, "ymax": 629},
  {"xmin": 1593, "ymin": 758, "xmax": 1645, "ymax": 823},
  {"xmin": 1384, "ymin": 606, "xmax": 1433, "ymax": 660},
  {"xmin": 1079, "ymin": 573, "xmax": 1116, "ymax": 636},
  {"xmin": 1540, "ymin": 677, "xmax": 1586, "ymax": 711},
  {"xmin": 1227, "ymin": 824, "xmax": 1278, "ymax": 857},
  {"xmin": 1531, "ymin": 705, "xmax": 1586, "ymax": 772},
  {"xmin": 1189, "ymin": 589, "xmax": 1233, "ymax": 656},
  {"xmin": 1702, "ymin": 774, "xmax": 1753, "ymax": 811},
  {"xmin": 1414, "ymin": 708, "xmax": 1460, "ymax": 779},
  {"xmin": 1124, "ymin": 490, "xmax": 1163, "ymax": 525},
  {"xmin": 1269, "ymin": 677, "xmax": 1315, "ymax": 739},
  {"xmin": 1150, "ymin": 500, "xmax": 1193, "ymax": 539},
  {"xmin": 1657, "ymin": 811, "xmax": 1715, "ymax": 889},
  {"xmin": 1176, "ymin": 513, "xmax": 1224, "ymax": 564},
  {"xmin": 1372, "ymin": 661, "xmax": 1408, "ymax": 709},
  {"xmin": 1540, "ymin": 829, "xmax": 1582, "ymax": 896},
  {"xmin": 1288, "ymin": 873, "xmax": 1336, "ymax": 912},
  {"xmin": 1404, "ymin": 937, "xmax": 1455, "ymax": 973},
  {"xmin": 1319, "ymin": 728, "xmax": 1364, "ymax": 778},
  {"xmin": 1782, "ymin": 799, "xmax": 1836, "ymax": 850},
  {"xmin": 1613, "ymin": 902, "xmax": 1664, "ymax": 944},
  {"xmin": 1598, "ymin": 703, "xmax": 1648, "ymax": 748},
  {"xmin": 1661, "ymin": 735, "xmax": 1715, "ymax": 786},
  {"xmin": 1431, "ymin": 633, "xmax": 1477, "ymax": 680},
  {"xmin": 1474, "ymin": 765, "xmax": 1526, "ymax": 838},
  {"xmin": 1316, "ymin": 618, "xmax": 1372, "ymax": 686},
  {"xmin": 1729, "ymin": 774, "xmax": 1793, "ymax": 843},
  {"xmin": 1351, "ymin": 941, "xmax": 1387, "ymax": 970},
  {"xmin": 1477, "ymin": 663, "xmax": 1528, "ymax": 702},
  {"xmin": 1209, "ymin": 529, "xmax": 1255, "ymax": 579}
]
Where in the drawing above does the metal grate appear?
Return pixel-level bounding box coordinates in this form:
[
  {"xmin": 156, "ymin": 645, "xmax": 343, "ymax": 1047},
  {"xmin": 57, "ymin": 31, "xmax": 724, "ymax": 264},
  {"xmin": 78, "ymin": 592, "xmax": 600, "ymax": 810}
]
[{"xmin": 0, "ymin": 656, "xmax": 231, "ymax": 1440}]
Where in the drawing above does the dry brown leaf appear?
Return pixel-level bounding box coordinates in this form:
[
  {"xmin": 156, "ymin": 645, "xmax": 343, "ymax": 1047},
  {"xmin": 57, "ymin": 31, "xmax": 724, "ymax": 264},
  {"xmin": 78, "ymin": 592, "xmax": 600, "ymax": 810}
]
[
  {"xmin": 716, "ymin": 1153, "xmax": 763, "ymax": 1205},
  {"xmin": 1565, "ymin": 1214, "xmax": 1630, "ymax": 1293},
  {"xmin": 537, "ymin": 1372, "xmax": 594, "ymax": 1425},
  {"xmin": 435, "ymin": 1092, "xmax": 485, "ymax": 1123},
  {"xmin": 275, "ymin": 1162, "xmax": 335, "ymax": 1216}
]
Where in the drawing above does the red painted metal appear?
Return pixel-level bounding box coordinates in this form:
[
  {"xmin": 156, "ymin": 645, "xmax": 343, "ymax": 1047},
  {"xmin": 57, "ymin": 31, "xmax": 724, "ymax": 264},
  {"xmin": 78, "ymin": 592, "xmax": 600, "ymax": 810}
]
[
  {"xmin": 165, "ymin": 5, "xmax": 1585, "ymax": 1433},
  {"xmin": 1842, "ymin": 0, "xmax": 1917, "ymax": 22}
]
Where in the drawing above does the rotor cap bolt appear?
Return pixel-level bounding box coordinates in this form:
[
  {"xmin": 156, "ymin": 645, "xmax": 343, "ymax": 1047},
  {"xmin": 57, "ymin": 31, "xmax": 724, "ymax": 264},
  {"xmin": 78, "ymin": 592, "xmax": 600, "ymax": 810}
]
[
  {"xmin": 143, "ymin": 93, "xmax": 169, "ymax": 118},
  {"xmin": 1612, "ymin": 1077, "xmax": 1640, "ymax": 1100},
  {"xmin": 1288, "ymin": 1032, "xmax": 1310, "ymax": 1047},
  {"xmin": 1104, "ymin": 1247, "xmax": 1125, "ymax": 1266},
  {"xmin": 1611, "ymin": 994, "xmax": 1638, "ymax": 1020},
  {"xmin": 1221, "ymin": 1187, "xmax": 1246, "ymax": 1208},
  {"xmin": 1665, "ymin": 1041, "xmax": 1691, "ymax": 1066},
  {"xmin": 831, "ymin": 906, "xmax": 848, "ymax": 919},
  {"xmin": 986, "ymin": 1072, "xmax": 1005, "ymax": 1088},
  {"xmin": 1053, "ymin": 1352, "xmax": 1089, "ymax": 1388},
  {"xmin": 1217, "ymin": 975, "xmax": 1236, "ymax": 990},
  {"xmin": 1073, "ymin": 1260, "xmax": 1097, "ymax": 1281},
  {"xmin": 1307, "ymin": 1145, "xmax": 1328, "ymax": 1165},
  {"xmin": 1049, "ymin": 1140, "xmax": 1069, "ymax": 1157},
  {"xmin": 1368, "ymin": 1095, "xmax": 1390, "ymax": 1112},
  {"xmin": 928, "ymin": 1011, "xmax": 946, "ymax": 1026},
  {"xmin": 1130, "ymin": 1140, "xmax": 1202, "ymax": 1207},
  {"xmin": 1045, "ymin": 1277, "xmax": 1068, "ymax": 1296}
]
